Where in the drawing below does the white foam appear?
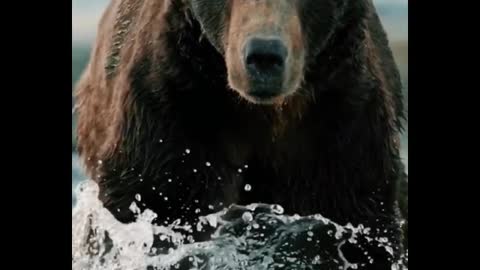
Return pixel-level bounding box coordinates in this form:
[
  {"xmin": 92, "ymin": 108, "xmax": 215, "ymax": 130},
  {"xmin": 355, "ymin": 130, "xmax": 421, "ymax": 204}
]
[{"xmin": 72, "ymin": 180, "xmax": 408, "ymax": 270}]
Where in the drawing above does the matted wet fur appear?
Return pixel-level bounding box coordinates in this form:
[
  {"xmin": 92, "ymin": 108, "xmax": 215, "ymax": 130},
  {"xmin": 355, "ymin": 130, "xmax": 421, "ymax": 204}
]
[{"xmin": 75, "ymin": 0, "xmax": 407, "ymax": 268}]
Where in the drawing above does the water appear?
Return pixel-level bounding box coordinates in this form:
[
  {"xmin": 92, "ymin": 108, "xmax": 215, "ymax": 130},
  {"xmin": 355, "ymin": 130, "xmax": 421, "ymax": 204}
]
[
  {"xmin": 72, "ymin": 153, "xmax": 86, "ymax": 206},
  {"xmin": 72, "ymin": 180, "xmax": 408, "ymax": 270}
]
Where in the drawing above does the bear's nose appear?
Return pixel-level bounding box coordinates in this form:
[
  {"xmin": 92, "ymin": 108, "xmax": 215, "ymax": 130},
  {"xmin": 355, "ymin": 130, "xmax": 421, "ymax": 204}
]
[{"xmin": 244, "ymin": 38, "xmax": 287, "ymax": 78}]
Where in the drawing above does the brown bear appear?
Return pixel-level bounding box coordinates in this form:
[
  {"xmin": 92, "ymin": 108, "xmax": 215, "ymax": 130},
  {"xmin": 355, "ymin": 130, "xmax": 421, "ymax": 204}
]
[{"xmin": 75, "ymin": 0, "xmax": 407, "ymax": 268}]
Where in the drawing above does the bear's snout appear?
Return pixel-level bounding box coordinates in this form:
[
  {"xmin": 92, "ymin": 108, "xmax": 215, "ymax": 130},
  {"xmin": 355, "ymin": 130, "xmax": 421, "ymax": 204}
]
[
  {"xmin": 222, "ymin": 0, "xmax": 305, "ymax": 105},
  {"xmin": 244, "ymin": 37, "xmax": 288, "ymax": 99}
]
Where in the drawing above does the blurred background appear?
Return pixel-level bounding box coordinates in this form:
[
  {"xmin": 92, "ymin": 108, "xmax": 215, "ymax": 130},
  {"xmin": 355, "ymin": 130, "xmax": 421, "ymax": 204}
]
[{"xmin": 72, "ymin": 0, "xmax": 408, "ymax": 206}]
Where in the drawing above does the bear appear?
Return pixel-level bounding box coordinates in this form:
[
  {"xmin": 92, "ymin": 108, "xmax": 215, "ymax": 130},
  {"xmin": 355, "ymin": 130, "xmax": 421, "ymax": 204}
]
[{"xmin": 74, "ymin": 0, "xmax": 407, "ymax": 268}]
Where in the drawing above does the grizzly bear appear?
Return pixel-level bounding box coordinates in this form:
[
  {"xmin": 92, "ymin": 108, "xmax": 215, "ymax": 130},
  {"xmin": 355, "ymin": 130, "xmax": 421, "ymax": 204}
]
[{"xmin": 75, "ymin": 0, "xmax": 407, "ymax": 268}]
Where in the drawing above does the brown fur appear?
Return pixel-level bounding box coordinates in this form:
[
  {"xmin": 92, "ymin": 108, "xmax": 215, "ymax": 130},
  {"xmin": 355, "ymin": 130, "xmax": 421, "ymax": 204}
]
[{"xmin": 76, "ymin": 0, "xmax": 169, "ymax": 171}]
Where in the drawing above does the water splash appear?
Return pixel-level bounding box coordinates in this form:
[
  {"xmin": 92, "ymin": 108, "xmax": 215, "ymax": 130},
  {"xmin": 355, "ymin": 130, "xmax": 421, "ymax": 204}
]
[{"xmin": 72, "ymin": 180, "xmax": 408, "ymax": 270}]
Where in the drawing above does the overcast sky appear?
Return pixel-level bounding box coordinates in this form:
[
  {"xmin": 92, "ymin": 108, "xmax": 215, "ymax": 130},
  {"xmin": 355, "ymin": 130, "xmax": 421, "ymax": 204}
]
[{"xmin": 72, "ymin": 0, "xmax": 407, "ymax": 44}]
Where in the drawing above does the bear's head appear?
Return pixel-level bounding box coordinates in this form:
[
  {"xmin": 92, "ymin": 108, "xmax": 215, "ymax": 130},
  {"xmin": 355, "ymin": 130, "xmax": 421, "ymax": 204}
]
[{"xmin": 187, "ymin": 0, "xmax": 350, "ymax": 105}]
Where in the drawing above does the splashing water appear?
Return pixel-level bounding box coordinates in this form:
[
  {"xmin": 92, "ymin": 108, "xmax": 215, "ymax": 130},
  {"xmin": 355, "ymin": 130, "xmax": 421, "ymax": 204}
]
[{"xmin": 72, "ymin": 180, "xmax": 408, "ymax": 270}]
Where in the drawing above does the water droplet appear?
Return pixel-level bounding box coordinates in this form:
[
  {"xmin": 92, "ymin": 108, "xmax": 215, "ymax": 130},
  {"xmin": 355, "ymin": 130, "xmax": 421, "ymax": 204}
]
[
  {"xmin": 238, "ymin": 168, "xmax": 243, "ymax": 173},
  {"xmin": 135, "ymin": 194, "xmax": 141, "ymax": 201},
  {"xmin": 159, "ymin": 139, "xmax": 163, "ymax": 143},
  {"xmin": 97, "ymin": 160, "xmax": 103, "ymax": 165},
  {"xmin": 217, "ymin": 176, "xmax": 222, "ymax": 180},
  {"xmin": 129, "ymin": 202, "xmax": 140, "ymax": 214},
  {"xmin": 307, "ymin": 231, "xmax": 314, "ymax": 237},
  {"xmin": 152, "ymin": 186, "xmax": 156, "ymax": 190},
  {"xmin": 193, "ymin": 169, "xmax": 197, "ymax": 173},
  {"xmin": 164, "ymin": 197, "xmax": 168, "ymax": 201},
  {"xmin": 185, "ymin": 149, "xmax": 191, "ymax": 154},
  {"xmin": 195, "ymin": 208, "xmax": 201, "ymax": 214},
  {"xmin": 168, "ymin": 178, "xmax": 172, "ymax": 182},
  {"xmin": 242, "ymin": 212, "xmax": 253, "ymax": 222},
  {"xmin": 244, "ymin": 164, "xmax": 249, "ymax": 168},
  {"xmin": 271, "ymin": 204, "xmax": 284, "ymax": 214},
  {"xmin": 208, "ymin": 205, "xmax": 214, "ymax": 210},
  {"xmin": 244, "ymin": 184, "xmax": 252, "ymax": 191},
  {"xmin": 205, "ymin": 161, "xmax": 211, "ymax": 167}
]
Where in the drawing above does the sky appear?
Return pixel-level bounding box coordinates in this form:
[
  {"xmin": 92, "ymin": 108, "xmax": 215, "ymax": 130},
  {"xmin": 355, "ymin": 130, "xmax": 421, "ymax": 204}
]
[{"xmin": 72, "ymin": 0, "xmax": 407, "ymax": 44}]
